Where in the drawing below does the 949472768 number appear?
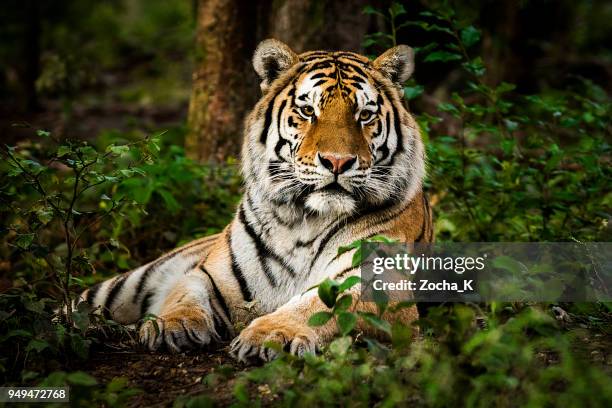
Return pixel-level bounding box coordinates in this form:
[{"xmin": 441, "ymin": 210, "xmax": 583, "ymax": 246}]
[{"xmin": 0, "ymin": 387, "xmax": 69, "ymax": 402}]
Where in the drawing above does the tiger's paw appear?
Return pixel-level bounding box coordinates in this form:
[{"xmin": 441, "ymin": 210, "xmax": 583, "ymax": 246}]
[
  {"xmin": 229, "ymin": 315, "xmax": 320, "ymax": 362},
  {"xmin": 139, "ymin": 307, "xmax": 216, "ymax": 353}
]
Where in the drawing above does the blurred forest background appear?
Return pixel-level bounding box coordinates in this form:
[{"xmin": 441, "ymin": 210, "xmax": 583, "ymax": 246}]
[
  {"xmin": 0, "ymin": 0, "xmax": 611, "ymax": 406},
  {"xmin": 2, "ymin": 0, "xmax": 611, "ymax": 156}
]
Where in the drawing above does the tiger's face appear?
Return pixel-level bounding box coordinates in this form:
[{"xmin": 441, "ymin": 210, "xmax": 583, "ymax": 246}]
[{"xmin": 243, "ymin": 40, "xmax": 425, "ymax": 216}]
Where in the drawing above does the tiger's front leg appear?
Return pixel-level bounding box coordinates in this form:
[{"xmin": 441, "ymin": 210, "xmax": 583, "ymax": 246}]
[
  {"xmin": 229, "ymin": 290, "xmax": 329, "ymax": 362},
  {"xmin": 230, "ymin": 284, "xmax": 419, "ymax": 362},
  {"xmin": 230, "ymin": 279, "xmax": 420, "ymax": 362},
  {"xmin": 139, "ymin": 269, "xmax": 233, "ymax": 353}
]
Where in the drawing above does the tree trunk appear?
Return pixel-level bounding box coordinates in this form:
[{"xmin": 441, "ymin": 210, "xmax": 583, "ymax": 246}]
[
  {"xmin": 186, "ymin": 0, "xmax": 261, "ymax": 162},
  {"xmin": 186, "ymin": 0, "xmax": 372, "ymax": 162}
]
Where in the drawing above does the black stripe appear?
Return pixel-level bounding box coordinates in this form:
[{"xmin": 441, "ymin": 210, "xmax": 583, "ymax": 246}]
[
  {"xmin": 239, "ymin": 205, "xmax": 297, "ymax": 278},
  {"xmin": 309, "ymin": 72, "xmax": 329, "ymax": 80},
  {"xmin": 140, "ymin": 291, "xmax": 153, "ymax": 316},
  {"xmin": 341, "ymin": 61, "xmax": 368, "ymax": 78},
  {"xmin": 423, "ymin": 194, "xmax": 434, "ymax": 242},
  {"xmin": 273, "ymin": 100, "xmax": 290, "ymax": 160},
  {"xmin": 308, "ymin": 61, "xmax": 335, "ymax": 71},
  {"xmin": 210, "ymin": 304, "xmax": 231, "ymax": 340},
  {"xmin": 132, "ymin": 239, "xmax": 212, "ymax": 304},
  {"xmin": 295, "ymin": 236, "xmax": 318, "ymax": 247},
  {"xmin": 86, "ymin": 282, "xmax": 102, "ymax": 305},
  {"xmin": 103, "ymin": 274, "xmax": 128, "ymax": 320},
  {"xmin": 199, "ymin": 265, "xmax": 232, "ymax": 322},
  {"xmin": 336, "ymin": 53, "xmax": 370, "ymax": 64},
  {"xmin": 227, "ymin": 231, "xmax": 253, "ymax": 301},
  {"xmin": 393, "ymin": 102, "xmax": 404, "ymax": 153},
  {"xmin": 238, "ymin": 205, "xmax": 277, "ymax": 286},
  {"xmin": 335, "ymin": 266, "xmax": 358, "ymax": 280},
  {"xmin": 260, "ymin": 100, "xmax": 274, "ymax": 144},
  {"xmin": 277, "ymin": 99, "xmax": 287, "ymax": 133},
  {"xmin": 376, "ymin": 112, "xmax": 392, "ymax": 164},
  {"xmin": 260, "ymin": 82, "xmax": 295, "ymax": 144},
  {"xmin": 274, "ymin": 135, "xmax": 292, "ymax": 161}
]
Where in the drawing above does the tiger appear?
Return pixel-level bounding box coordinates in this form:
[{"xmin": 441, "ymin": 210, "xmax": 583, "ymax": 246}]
[{"xmin": 75, "ymin": 39, "xmax": 433, "ymax": 362}]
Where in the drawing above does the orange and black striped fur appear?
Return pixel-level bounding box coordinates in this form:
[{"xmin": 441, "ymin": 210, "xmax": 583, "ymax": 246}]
[{"xmin": 75, "ymin": 40, "xmax": 433, "ymax": 361}]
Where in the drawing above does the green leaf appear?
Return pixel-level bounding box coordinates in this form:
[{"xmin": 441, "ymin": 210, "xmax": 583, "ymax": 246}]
[
  {"xmin": 318, "ymin": 278, "xmax": 340, "ymax": 308},
  {"xmin": 158, "ymin": 189, "xmax": 181, "ymax": 213},
  {"xmin": 463, "ymin": 57, "xmax": 486, "ymax": 76},
  {"xmin": 337, "ymin": 312, "xmax": 357, "ymax": 336},
  {"xmin": 308, "ymin": 311, "xmax": 333, "ymax": 327},
  {"xmin": 359, "ymin": 312, "xmax": 391, "ymax": 334},
  {"xmin": 339, "ymin": 276, "xmax": 361, "ymax": 292},
  {"xmin": 389, "ymin": 2, "xmax": 406, "ymax": 18},
  {"xmin": 404, "ymin": 84, "xmax": 424, "ymax": 100},
  {"xmin": 106, "ymin": 377, "xmax": 129, "ymax": 393},
  {"xmin": 36, "ymin": 208, "xmax": 54, "ymax": 224},
  {"xmin": 15, "ymin": 233, "xmax": 35, "ymax": 250},
  {"xmin": 438, "ymin": 102, "xmax": 460, "ymax": 115},
  {"xmin": 504, "ymin": 119, "xmax": 519, "ymax": 132},
  {"xmin": 329, "ymin": 336, "xmax": 352, "ymax": 356},
  {"xmin": 362, "ymin": 5, "xmax": 385, "ymax": 17},
  {"xmin": 107, "ymin": 145, "xmax": 130, "ymax": 156},
  {"xmin": 496, "ymin": 82, "xmax": 516, "ymax": 94},
  {"xmin": 492, "ymin": 256, "xmax": 527, "ymax": 275},
  {"xmin": 56, "ymin": 145, "xmax": 71, "ymax": 157},
  {"xmin": 337, "ymin": 240, "xmax": 361, "ymax": 257},
  {"xmin": 36, "ymin": 129, "xmax": 51, "ymax": 137},
  {"xmin": 367, "ymin": 235, "xmax": 398, "ymax": 243},
  {"xmin": 460, "ymin": 26, "xmax": 481, "ymax": 47},
  {"xmin": 424, "ymin": 51, "xmax": 462, "ymax": 63},
  {"xmin": 67, "ymin": 371, "xmax": 97, "ymax": 386},
  {"xmin": 2, "ymin": 329, "xmax": 32, "ymax": 340},
  {"xmin": 334, "ymin": 294, "xmax": 353, "ymax": 312},
  {"xmin": 24, "ymin": 299, "xmax": 46, "ymax": 314},
  {"xmin": 69, "ymin": 334, "xmax": 90, "ymax": 359},
  {"xmin": 26, "ymin": 338, "xmax": 50, "ymax": 353},
  {"xmin": 73, "ymin": 303, "xmax": 91, "ymax": 333},
  {"xmin": 391, "ymin": 322, "xmax": 412, "ymax": 349},
  {"xmin": 373, "ymin": 289, "xmax": 389, "ymax": 316}
]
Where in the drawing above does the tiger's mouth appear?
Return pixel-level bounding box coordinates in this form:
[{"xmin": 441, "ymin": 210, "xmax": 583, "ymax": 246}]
[
  {"xmin": 319, "ymin": 181, "xmax": 351, "ymax": 194},
  {"xmin": 298, "ymin": 179, "xmax": 362, "ymax": 215}
]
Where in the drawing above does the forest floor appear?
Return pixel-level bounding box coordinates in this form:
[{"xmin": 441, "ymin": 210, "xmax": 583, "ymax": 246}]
[
  {"xmin": 84, "ymin": 341, "xmax": 241, "ymax": 407},
  {"xmin": 80, "ymin": 319, "xmax": 612, "ymax": 407}
]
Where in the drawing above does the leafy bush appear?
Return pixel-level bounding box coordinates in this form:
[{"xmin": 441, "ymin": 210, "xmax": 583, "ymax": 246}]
[{"xmin": 0, "ymin": 128, "xmax": 240, "ymax": 387}]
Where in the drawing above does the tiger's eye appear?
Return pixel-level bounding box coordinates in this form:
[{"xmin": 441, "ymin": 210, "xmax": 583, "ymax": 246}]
[
  {"xmin": 359, "ymin": 110, "xmax": 373, "ymax": 121},
  {"xmin": 300, "ymin": 105, "xmax": 315, "ymax": 117}
]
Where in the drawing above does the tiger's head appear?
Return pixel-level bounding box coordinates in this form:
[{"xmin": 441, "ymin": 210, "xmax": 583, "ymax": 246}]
[{"xmin": 242, "ymin": 39, "xmax": 425, "ymax": 216}]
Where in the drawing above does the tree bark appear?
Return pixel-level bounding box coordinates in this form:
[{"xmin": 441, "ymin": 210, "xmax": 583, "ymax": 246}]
[
  {"xmin": 186, "ymin": 0, "xmax": 261, "ymax": 162},
  {"xmin": 186, "ymin": 0, "xmax": 372, "ymax": 162}
]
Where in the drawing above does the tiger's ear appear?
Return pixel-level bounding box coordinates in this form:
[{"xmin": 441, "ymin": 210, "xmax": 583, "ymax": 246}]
[
  {"xmin": 253, "ymin": 39, "xmax": 299, "ymax": 93},
  {"xmin": 373, "ymin": 45, "xmax": 414, "ymax": 85}
]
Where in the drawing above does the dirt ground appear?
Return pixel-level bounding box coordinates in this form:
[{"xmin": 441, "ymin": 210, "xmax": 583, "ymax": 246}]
[{"xmin": 84, "ymin": 342, "xmax": 243, "ymax": 407}]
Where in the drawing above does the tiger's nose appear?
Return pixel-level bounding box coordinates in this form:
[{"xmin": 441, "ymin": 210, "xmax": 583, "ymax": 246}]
[{"xmin": 318, "ymin": 153, "xmax": 357, "ymax": 175}]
